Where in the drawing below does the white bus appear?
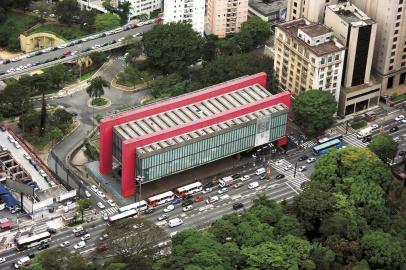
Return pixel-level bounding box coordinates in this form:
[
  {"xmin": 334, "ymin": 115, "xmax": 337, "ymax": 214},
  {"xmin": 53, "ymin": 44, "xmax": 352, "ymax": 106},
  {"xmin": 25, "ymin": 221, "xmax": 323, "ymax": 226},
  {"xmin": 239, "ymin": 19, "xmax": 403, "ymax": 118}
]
[
  {"xmin": 147, "ymin": 191, "xmax": 175, "ymax": 208},
  {"xmin": 15, "ymin": 231, "xmax": 51, "ymax": 250},
  {"xmin": 108, "ymin": 209, "xmax": 138, "ymax": 223},
  {"xmin": 175, "ymin": 182, "xmax": 203, "ymax": 198},
  {"xmin": 117, "ymin": 200, "xmax": 148, "ymax": 213}
]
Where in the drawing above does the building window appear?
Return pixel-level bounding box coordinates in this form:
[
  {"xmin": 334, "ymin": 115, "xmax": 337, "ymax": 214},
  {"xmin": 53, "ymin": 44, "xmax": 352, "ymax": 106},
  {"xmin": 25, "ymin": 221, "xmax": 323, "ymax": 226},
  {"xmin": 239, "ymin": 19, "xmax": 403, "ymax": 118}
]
[
  {"xmin": 387, "ymin": 76, "xmax": 394, "ymax": 89},
  {"xmin": 400, "ymin": 72, "xmax": 406, "ymax": 85}
]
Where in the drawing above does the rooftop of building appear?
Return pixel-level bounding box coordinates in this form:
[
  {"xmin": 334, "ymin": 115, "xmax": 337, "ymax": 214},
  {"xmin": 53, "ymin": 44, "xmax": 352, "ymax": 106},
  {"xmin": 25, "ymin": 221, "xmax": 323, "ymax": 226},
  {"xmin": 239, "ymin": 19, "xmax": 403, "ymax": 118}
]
[
  {"xmin": 327, "ymin": 2, "xmax": 375, "ymax": 26},
  {"xmin": 113, "ymin": 84, "xmax": 288, "ymax": 156},
  {"xmin": 248, "ymin": 0, "xmax": 286, "ymax": 16},
  {"xmin": 277, "ymin": 18, "xmax": 345, "ymax": 56}
]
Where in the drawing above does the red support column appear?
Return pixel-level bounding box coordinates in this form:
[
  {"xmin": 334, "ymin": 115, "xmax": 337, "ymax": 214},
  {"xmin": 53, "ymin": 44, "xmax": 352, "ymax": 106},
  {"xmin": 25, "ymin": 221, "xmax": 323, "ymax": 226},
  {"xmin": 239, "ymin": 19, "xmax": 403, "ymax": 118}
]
[
  {"xmin": 99, "ymin": 122, "xmax": 113, "ymax": 175},
  {"xmin": 121, "ymin": 143, "xmax": 137, "ymax": 197}
]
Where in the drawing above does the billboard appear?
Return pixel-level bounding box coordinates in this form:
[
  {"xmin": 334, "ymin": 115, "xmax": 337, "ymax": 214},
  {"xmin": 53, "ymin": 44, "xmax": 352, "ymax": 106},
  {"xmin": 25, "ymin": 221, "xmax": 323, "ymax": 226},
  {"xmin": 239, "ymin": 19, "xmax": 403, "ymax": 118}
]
[{"xmin": 254, "ymin": 116, "xmax": 271, "ymax": 146}]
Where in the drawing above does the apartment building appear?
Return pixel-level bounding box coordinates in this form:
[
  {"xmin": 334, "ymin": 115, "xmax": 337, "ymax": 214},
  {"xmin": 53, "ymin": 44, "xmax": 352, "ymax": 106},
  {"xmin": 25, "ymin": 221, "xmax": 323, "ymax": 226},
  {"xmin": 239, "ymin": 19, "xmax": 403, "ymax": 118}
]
[
  {"xmin": 325, "ymin": 2, "xmax": 380, "ymax": 116},
  {"xmin": 124, "ymin": 0, "xmax": 162, "ymax": 18},
  {"xmin": 286, "ymin": 0, "xmax": 339, "ymax": 22},
  {"xmin": 206, "ymin": 0, "xmax": 249, "ymax": 38},
  {"xmin": 351, "ymin": 0, "xmax": 406, "ymax": 95},
  {"xmin": 274, "ymin": 18, "xmax": 345, "ymax": 102},
  {"xmin": 164, "ymin": 0, "xmax": 205, "ymax": 35}
]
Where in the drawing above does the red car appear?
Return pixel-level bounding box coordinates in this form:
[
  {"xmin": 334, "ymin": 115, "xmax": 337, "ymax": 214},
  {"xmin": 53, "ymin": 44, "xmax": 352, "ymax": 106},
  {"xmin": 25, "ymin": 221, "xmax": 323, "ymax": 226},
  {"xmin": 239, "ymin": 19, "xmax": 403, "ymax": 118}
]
[
  {"xmin": 63, "ymin": 50, "xmax": 71, "ymax": 56},
  {"xmin": 194, "ymin": 195, "xmax": 205, "ymax": 202}
]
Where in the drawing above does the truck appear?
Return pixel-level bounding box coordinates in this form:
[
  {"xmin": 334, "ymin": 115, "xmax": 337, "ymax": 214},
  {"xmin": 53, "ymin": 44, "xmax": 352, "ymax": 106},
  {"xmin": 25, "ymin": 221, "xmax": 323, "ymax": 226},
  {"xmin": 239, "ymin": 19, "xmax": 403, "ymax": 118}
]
[
  {"xmin": 356, "ymin": 127, "xmax": 372, "ymax": 139},
  {"xmin": 14, "ymin": 256, "xmax": 30, "ymax": 269},
  {"xmin": 218, "ymin": 176, "xmax": 236, "ymax": 187}
]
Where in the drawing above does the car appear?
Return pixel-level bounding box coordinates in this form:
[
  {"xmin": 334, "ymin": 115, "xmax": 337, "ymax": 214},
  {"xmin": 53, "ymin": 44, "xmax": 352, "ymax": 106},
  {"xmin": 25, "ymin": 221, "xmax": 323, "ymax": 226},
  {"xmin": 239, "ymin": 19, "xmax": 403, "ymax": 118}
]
[
  {"xmin": 0, "ymin": 257, "xmax": 6, "ymax": 264},
  {"xmin": 248, "ymin": 181, "xmax": 259, "ymax": 189},
  {"xmin": 14, "ymin": 143, "xmax": 21, "ymax": 149},
  {"xmin": 97, "ymin": 202, "xmax": 105, "ymax": 209},
  {"xmin": 158, "ymin": 214, "xmax": 168, "ymax": 221},
  {"xmin": 390, "ymin": 126, "xmax": 399, "ymax": 133},
  {"xmin": 231, "ymin": 173, "xmax": 241, "ymax": 179},
  {"xmin": 81, "ymin": 234, "xmax": 91, "ymax": 241},
  {"xmin": 72, "ymin": 226, "xmax": 84, "ymax": 234},
  {"xmin": 181, "ymin": 199, "xmax": 193, "ymax": 207},
  {"xmin": 183, "ymin": 205, "xmax": 193, "ymax": 212},
  {"xmin": 298, "ymin": 155, "xmax": 308, "ymax": 161},
  {"xmin": 399, "ymin": 151, "xmax": 404, "ymax": 156},
  {"xmin": 171, "ymin": 197, "xmax": 181, "ymax": 204},
  {"xmin": 85, "ymin": 190, "xmax": 91, "ymax": 198},
  {"xmin": 284, "ymin": 164, "xmax": 293, "ymax": 171},
  {"xmin": 163, "ymin": 204, "xmax": 175, "ymax": 213},
  {"xmin": 97, "ymin": 190, "xmax": 106, "ymax": 198},
  {"xmin": 60, "ymin": 241, "xmax": 70, "ymax": 247},
  {"xmin": 23, "ymin": 153, "xmax": 31, "ymax": 160},
  {"xmin": 206, "ymin": 196, "xmax": 219, "ymax": 204},
  {"xmin": 57, "ymin": 44, "xmax": 67, "ymax": 49},
  {"xmin": 395, "ymin": 115, "xmax": 405, "ymax": 121},
  {"xmin": 233, "ymin": 182, "xmax": 244, "ymax": 189},
  {"xmin": 144, "ymin": 208, "xmax": 154, "ymax": 214},
  {"xmin": 27, "ymin": 252, "xmax": 36, "ymax": 258},
  {"xmin": 218, "ymin": 187, "xmax": 228, "ymax": 194},
  {"xmin": 0, "ymin": 144, "xmax": 7, "ymax": 151},
  {"xmin": 371, "ymin": 124, "xmax": 379, "ymax": 130},
  {"xmin": 232, "ymin": 202, "xmax": 244, "ymax": 210},
  {"xmin": 49, "ymin": 13, "xmax": 55, "ymax": 18},
  {"xmin": 307, "ymin": 157, "xmax": 316, "ymax": 163},
  {"xmin": 132, "ymin": 33, "xmax": 142, "ymax": 38},
  {"xmin": 202, "ymin": 187, "xmax": 213, "ymax": 194},
  {"xmin": 91, "ymin": 185, "xmax": 98, "ymax": 192},
  {"xmin": 194, "ymin": 195, "xmax": 205, "ymax": 202},
  {"xmin": 74, "ymin": 229, "xmax": 87, "ymax": 237},
  {"xmin": 102, "ymin": 213, "xmax": 109, "ymax": 221},
  {"xmin": 240, "ymin": 175, "xmax": 250, "ymax": 181},
  {"xmin": 107, "ymin": 199, "xmax": 116, "ymax": 207},
  {"xmin": 38, "ymin": 243, "xmax": 49, "ymax": 250},
  {"xmin": 275, "ymin": 159, "xmax": 283, "ymax": 165},
  {"xmin": 0, "ymin": 125, "xmax": 5, "ymax": 132},
  {"xmin": 99, "ymin": 234, "xmax": 109, "ymax": 241},
  {"xmin": 297, "ymin": 165, "xmax": 307, "ymax": 172},
  {"xmin": 74, "ymin": 241, "xmax": 86, "ymax": 250},
  {"xmin": 362, "ymin": 136, "xmax": 372, "ymax": 143},
  {"xmin": 91, "ymin": 44, "xmax": 101, "ymax": 49},
  {"xmin": 183, "ymin": 194, "xmax": 193, "ymax": 201}
]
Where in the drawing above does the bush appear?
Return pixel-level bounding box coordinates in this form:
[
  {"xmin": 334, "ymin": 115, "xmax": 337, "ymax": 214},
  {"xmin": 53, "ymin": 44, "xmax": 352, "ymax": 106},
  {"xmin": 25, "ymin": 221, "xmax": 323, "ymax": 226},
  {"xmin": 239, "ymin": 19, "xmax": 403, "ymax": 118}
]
[
  {"xmin": 351, "ymin": 120, "xmax": 367, "ymax": 130},
  {"xmin": 91, "ymin": 97, "xmax": 108, "ymax": 106},
  {"xmin": 94, "ymin": 13, "xmax": 120, "ymax": 32},
  {"xmin": 84, "ymin": 138, "xmax": 98, "ymax": 160}
]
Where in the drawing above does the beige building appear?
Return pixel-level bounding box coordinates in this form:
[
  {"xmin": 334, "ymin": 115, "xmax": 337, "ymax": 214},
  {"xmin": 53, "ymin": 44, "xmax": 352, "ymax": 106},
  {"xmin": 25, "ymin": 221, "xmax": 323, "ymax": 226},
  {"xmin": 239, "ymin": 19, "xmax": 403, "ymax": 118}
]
[
  {"xmin": 206, "ymin": 0, "xmax": 249, "ymax": 38},
  {"xmin": 286, "ymin": 0, "xmax": 339, "ymax": 22},
  {"xmin": 274, "ymin": 18, "xmax": 345, "ymax": 101},
  {"xmin": 351, "ymin": 0, "xmax": 406, "ymax": 95},
  {"xmin": 20, "ymin": 32, "xmax": 65, "ymax": 53}
]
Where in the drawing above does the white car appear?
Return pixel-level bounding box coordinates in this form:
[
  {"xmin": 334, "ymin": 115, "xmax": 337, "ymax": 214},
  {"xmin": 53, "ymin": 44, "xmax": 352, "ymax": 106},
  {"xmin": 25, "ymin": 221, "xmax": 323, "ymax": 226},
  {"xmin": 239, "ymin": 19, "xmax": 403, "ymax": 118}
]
[
  {"xmin": 395, "ymin": 115, "xmax": 405, "ymax": 121},
  {"xmin": 97, "ymin": 190, "xmax": 106, "ymax": 198},
  {"xmin": 97, "ymin": 202, "xmax": 105, "ymax": 209},
  {"xmin": 57, "ymin": 44, "xmax": 67, "ymax": 49},
  {"xmin": 85, "ymin": 190, "xmax": 91, "ymax": 198},
  {"xmin": 73, "ymin": 241, "xmax": 86, "ymax": 250},
  {"xmin": 217, "ymin": 188, "xmax": 228, "ymax": 194},
  {"xmin": 402, "ymin": 119, "xmax": 406, "ymax": 124},
  {"xmin": 72, "ymin": 226, "xmax": 83, "ymax": 233},
  {"xmin": 275, "ymin": 159, "xmax": 283, "ymax": 165},
  {"xmin": 183, "ymin": 205, "xmax": 193, "ymax": 212},
  {"xmin": 298, "ymin": 165, "xmax": 307, "ymax": 172},
  {"xmin": 0, "ymin": 257, "xmax": 6, "ymax": 264},
  {"xmin": 206, "ymin": 196, "xmax": 219, "ymax": 204},
  {"xmin": 240, "ymin": 175, "xmax": 250, "ymax": 181},
  {"xmin": 202, "ymin": 187, "xmax": 213, "ymax": 194},
  {"xmin": 23, "ymin": 153, "xmax": 31, "ymax": 160},
  {"xmin": 284, "ymin": 164, "xmax": 293, "ymax": 171},
  {"xmin": 307, "ymin": 157, "xmax": 316, "ymax": 163},
  {"xmin": 0, "ymin": 145, "xmax": 7, "ymax": 151},
  {"xmin": 371, "ymin": 124, "xmax": 379, "ymax": 130},
  {"xmin": 103, "ymin": 214, "xmax": 108, "ymax": 221},
  {"xmin": 91, "ymin": 185, "xmax": 98, "ymax": 192},
  {"xmin": 163, "ymin": 204, "xmax": 175, "ymax": 213},
  {"xmin": 158, "ymin": 214, "xmax": 168, "ymax": 221},
  {"xmin": 60, "ymin": 241, "xmax": 70, "ymax": 247},
  {"xmin": 14, "ymin": 143, "xmax": 21, "ymax": 149},
  {"xmin": 107, "ymin": 199, "xmax": 116, "ymax": 207},
  {"xmin": 91, "ymin": 44, "xmax": 101, "ymax": 49},
  {"xmin": 81, "ymin": 234, "xmax": 91, "ymax": 241}
]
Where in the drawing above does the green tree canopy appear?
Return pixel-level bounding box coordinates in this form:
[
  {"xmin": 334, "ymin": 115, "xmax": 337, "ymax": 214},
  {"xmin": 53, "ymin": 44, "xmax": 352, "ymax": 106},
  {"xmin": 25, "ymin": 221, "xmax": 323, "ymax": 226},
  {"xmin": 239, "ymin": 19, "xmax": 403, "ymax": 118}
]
[
  {"xmin": 55, "ymin": 0, "xmax": 80, "ymax": 26},
  {"xmin": 143, "ymin": 22, "xmax": 203, "ymax": 74},
  {"xmin": 29, "ymin": 247, "xmax": 88, "ymax": 270},
  {"xmin": 238, "ymin": 16, "xmax": 271, "ymax": 50},
  {"xmin": 367, "ymin": 134, "xmax": 398, "ymax": 162},
  {"xmin": 94, "ymin": 13, "xmax": 121, "ymax": 32},
  {"xmin": 292, "ymin": 90, "xmax": 337, "ymax": 136},
  {"xmin": 86, "ymin": 76, "xmax": 110, "ymax": 99}
]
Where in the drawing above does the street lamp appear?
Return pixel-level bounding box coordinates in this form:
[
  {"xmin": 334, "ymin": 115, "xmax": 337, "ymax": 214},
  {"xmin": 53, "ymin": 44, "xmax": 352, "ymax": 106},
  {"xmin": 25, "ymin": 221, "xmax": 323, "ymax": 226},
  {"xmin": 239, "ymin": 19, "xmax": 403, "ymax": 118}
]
[{"xmin": 135, "ymin": 175, "xmax": 144, "ymax": 218}]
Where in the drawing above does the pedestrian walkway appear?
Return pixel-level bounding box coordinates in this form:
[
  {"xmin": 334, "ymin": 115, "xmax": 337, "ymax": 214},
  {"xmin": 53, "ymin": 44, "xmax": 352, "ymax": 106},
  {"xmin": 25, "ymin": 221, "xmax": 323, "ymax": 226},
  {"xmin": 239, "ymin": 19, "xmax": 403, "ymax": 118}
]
[
  {"xmin": 335, "ymin": 123, "xmax": 356, "ymax": 135},
  {"xmin": 33, "ymin": 223, "xmax": 48, "ymax": 234},
  {"xmin": 100, "ymin": 206, "xmax": 118, "ymax": 216},
  {"xmin": 342, "ymin": 134, "xmax": 368, "ymax": 148},
  {"xmin": 300, "ymin": 140, "xmax": 317, "ymax": 149},
  {"xmin": 268, "ymin": 159, "xmax": 309, "ymax": 191}
]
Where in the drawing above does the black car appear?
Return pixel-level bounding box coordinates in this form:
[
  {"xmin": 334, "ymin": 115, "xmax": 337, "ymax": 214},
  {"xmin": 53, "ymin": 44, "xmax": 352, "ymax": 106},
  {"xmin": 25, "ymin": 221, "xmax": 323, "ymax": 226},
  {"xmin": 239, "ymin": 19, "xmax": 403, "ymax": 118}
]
[
  {"xmin": 181, "ymin": 199, "xmax": 193, "ymax": 207},
  {"xmin": 47, "ymin": 228, "xmax": 57, "ymax": 234},
  {"xmin": 75, "ymin": 229, "xmax": 87, "ymax": 237},
  {"xmin": 362, "ymin": 135, "xmax": 372, "ymax": 143},
  {"xmin": 2, "ymin": 59, "xmax": 10, "ymax": 64},
  {"xmin": 183, "ymin": 194, "xmax": 193, "ymax": 201},
  {"xmin": 0, "ymin": 125, "xmax": 6, "ymax": 132},
  {"xmin": 390, "ymin": 126, "xmax": 399, "ymax": 133},
  {"xmin": 38, "ymin": 243, "xmax": 50, "ymax": 250},
  {"xmin": 0, "ymin": 71, "xmax": 5, "ymax": 76},
  {"xmin": 203, "ymin": 181, "xmax": 215, "ymax": 189},
  {"xmin": 298, "ymin": 155, "xmax": 308, "ymax": 161},
  {"xmin": 399, "ymin": 151, "xmax": 405, "ymax": 156},
  {"xmin": 231, "ymin": 173, "xmax": 241, "ymax": 179},
  {"xmin": 27, "ymin": 252, "xmax": 36, "ymax": 258},
  {"xmin": 275, "ymin": 174, "xmax": 285, "ymax": 179},
  {"xmin": 232, "ymin": 202, "xmax": 244, "ymax": 210}
]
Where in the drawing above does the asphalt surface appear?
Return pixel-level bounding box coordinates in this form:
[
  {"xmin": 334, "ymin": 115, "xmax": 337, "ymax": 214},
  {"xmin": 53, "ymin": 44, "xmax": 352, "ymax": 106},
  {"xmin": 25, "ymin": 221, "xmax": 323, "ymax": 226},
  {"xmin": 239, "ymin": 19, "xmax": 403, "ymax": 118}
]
[{"xmin": 0, "ymin": 24, "xmax": 153, "ymax": 78}]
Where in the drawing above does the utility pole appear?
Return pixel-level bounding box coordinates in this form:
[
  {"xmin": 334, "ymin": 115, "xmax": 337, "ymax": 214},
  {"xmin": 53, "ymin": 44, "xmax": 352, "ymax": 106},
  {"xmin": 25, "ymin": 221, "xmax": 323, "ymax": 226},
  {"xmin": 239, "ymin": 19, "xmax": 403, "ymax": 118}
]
[{"xmin": 293, "ymin": 161, "xmax": 298, "ymax": 178}]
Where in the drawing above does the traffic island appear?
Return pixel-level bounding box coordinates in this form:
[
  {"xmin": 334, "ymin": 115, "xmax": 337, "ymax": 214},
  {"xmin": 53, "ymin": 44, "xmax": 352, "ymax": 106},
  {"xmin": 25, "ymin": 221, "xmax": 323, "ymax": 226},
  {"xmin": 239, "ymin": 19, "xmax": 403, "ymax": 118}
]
[{"xmin": 87, "ymin": 97, "xmax": 111, "ymax": 109}]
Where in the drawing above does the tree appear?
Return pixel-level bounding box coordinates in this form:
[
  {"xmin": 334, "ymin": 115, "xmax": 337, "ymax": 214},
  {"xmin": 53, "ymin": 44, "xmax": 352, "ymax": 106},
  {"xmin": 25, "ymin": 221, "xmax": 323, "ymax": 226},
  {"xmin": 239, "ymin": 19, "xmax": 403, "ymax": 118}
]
[
  {"xmin": 236, "ymin": 30, "xmax": 255, "ymax": 52},
  {"xmin": 143, "ymin": 22, "xmax": 203, "ymax": 74},
  {"xmin": 0, "ymin": 83, "xmax": 32, "ymax": 117},
  {"xmin": 30, "ymin": 247, "xmax": 89, "ymax": 270},
  {"xmin": 117, "ymin": 1, "xmax": 131, "ymax": 25},
  {"xmin": 201, "ymin": 40, "xmax": 217, "ymax": 62},
  {"xmin": 49, "ymin": 127, "xmax": 63, "ymax": 146},
  {"xmin": 40, "ymin": 91, "xmax": 47, "ymax": 136},
  {"xmin": 215, "ymin": 38, "xmax": 241, "ymax": 56},
  {"xmin": 52, "ymin": 108, "xmax": 73, "ymax": 133},
  {"xmin": 13, "ymin": 0, "xmax": 31, "ymax": 12},
  {"xmin": 44, "ymin": 64, "xmax": 72, "ymax": 88},
  {"xmin": 55, "ymin": 0, "xmax": 80, "ymax": 26},
  {"xmin": 76, "ymin": 198, "xmax": 92, "ymax": 221},
  {"xmin": 238, "ymin": 16, "xmax": 271, "ymax": 50},
  {"xmin": 79, "ymin": 9, "xmax": 98, "ymax": 32},
  {"xmin": 0, "ymin": 32, "xmax": 9, "ymax": 47},
  {"xmin": 89, "ymin": 51, "xmax": 108, "ymax": 68},
  {"xmin": 292, "ymin": 90, "xmax": 337, "ymax": 136},
  {"xmin": 125, "ymin": 42, "xmax": 143, "ymax": 64},
  {"xmin": 367, "ymin": 134, "xmax": 398, "ymax": 162},
  {"xmin": 94, "ymin": 13, "xmax": 121, "ymax": 32},
  {"xmin": 86, "ymin": 76, "xmax": 110, "ymax": 99},
  {"xmin": 19, "ymin": 111, "xmax": 40, "ymax": 133}
]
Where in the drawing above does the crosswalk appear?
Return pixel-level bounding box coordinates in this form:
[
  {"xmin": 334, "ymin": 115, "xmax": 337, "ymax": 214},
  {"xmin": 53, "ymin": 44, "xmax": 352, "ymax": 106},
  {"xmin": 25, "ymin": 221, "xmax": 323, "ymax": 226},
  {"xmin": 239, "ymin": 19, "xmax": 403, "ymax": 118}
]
[
  {"xmin": 33, "ymin": 223, "xmax": 48, "ymax": 234},
  {"xmin": 334, "ymin": 123, "xmax": 356, "ymax": 135},
  {"xmin": 268, "ymin": 159, "xmax": 309, "ymax": 191},
  {"xmin": 342, "ymin": 134, "xmax": 368, "ymax": 148},
  {"xmin": 288, "ymin": 136, "xmax": 318, "ymax": 150},
  {"xmin": 100, "ymin": 206, "xmax": 118, "ymax": 216}
]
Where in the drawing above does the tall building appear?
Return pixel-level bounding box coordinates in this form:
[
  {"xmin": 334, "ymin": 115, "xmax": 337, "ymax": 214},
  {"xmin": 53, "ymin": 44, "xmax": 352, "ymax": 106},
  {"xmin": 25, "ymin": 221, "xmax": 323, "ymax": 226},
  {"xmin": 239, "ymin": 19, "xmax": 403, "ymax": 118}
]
[
  {"xmin": 351, "ymin": 0, "xmax": 406, "ymax": 95},
  {"xmin": 286, "ymin": 0, "xmax": 339, "ymax": 22},
  {"xmin": 248, "ymin": 0, "xmax": 287, "ymax": 26},
  {"xmin": 206, "ymin": 0, "xmax": 249, "ymax": 38},
  {"xmin": 124, "ymin": 0, "xmax": 162, "ymax": 19},
  {"xmin": 325, "ymin": 2, "xmax": 381, "ymax": 116},
  {"xmin": 273, "ymin": 18, "xmax": 345, "ymax": 101},
  {"xmin": 99, "ymin": 73, "xmax": 290, "ymax": 197},
  {"xmin": 164, "ymin": 0, "xmax": 205, "ymax": 35}
]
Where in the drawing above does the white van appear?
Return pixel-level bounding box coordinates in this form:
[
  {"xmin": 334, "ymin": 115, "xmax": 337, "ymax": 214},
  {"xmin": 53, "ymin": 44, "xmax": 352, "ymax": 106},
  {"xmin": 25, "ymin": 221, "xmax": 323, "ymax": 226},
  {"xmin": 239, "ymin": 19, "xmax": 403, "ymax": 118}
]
[
  {"xmin": 248, "ymin": 181, "xmax": 259, "ymax": 189},
  {"xmin": 255, "ymin": 168, "xmax": 266, "ymax": 175},
  {"xmin": 14, "ymin": 256, "xmax": 30, "ymax": 269},
  {"xmin": 168, "ymin": 218, "xmax": 183, "ymax": 228}
]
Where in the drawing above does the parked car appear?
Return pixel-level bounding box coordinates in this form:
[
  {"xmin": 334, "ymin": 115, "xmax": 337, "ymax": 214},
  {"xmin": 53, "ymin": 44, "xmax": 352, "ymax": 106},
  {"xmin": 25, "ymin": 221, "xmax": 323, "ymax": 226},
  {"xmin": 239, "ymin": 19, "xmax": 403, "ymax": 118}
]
[
  {"xmin": 144, "ymin": 208, "xmax": 154, "ymax": 214},
  {"xmin": 232, "ymin": 202, "xmax": 244, "ymax": 210},
  {"xmin": 91, "ymin": 185, "xmax": 98, "ymax": 192},
  {"xmin": 395, "ymin": 115, "xmax": 405, "ymax": 121},
  {"xmin": 171, "ymin": 197, "xmax": 181, "ymax": 205},
  {"xmin": 371, "ymin": 124, "xmax": 379, "ymax": 130},
  {"xmin": 97, "ymin": 190, "xmax": 106, "ymax": 198},
  {"xmin": 74, "ymin": 241, "xmax": 86, "ymax": 250},
  {"xmin": 85, "ymin": 190, "xmax": 91, "ymax": 198},
  {"xmin": 298, "ymin": 155, "xmax": 308, "ymax": 161},
  {"xmin": 107, "ymin": 199, "xmax": 116, "ymax": 207},
  {"xmin": 60, "ymin": 241, "xmax": 70, "ymax": 247}
]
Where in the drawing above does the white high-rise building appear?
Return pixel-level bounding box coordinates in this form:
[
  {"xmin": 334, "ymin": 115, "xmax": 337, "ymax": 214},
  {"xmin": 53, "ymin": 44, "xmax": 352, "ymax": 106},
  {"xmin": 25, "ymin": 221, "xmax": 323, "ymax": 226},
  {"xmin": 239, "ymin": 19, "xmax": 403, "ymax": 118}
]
[
  {"xmin": 119, "ymin": 0, "xmax": 162, "ymax": 19},
  {"xmin": 163, "ymin": 0, "xmax": 205, "ymax": 35}
]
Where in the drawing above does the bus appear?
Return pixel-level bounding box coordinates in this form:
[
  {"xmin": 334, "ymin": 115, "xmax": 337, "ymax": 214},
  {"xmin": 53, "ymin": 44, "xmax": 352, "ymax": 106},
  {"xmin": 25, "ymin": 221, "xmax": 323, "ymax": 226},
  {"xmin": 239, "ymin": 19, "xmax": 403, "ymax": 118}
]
[
  {"xmin": 317, "ymin": 134, "xmax": 343, "ymax": 144},
  {"xmin": 174, "ymin": 182, "xmax": 203, "ymax": 198},
  {"xmin": 108, "ymin": 209, "xmax": 138, "ymax": 223},
  {"xmin": 15, "ymin": 231, "xmax": 51, "ymax": 250},
  {"xmin": 117, "ymin": 200, "xmax": 148, "ymax": 213},
  {"xmin": 313, "ymin": 139, "xmax": 342, "ymax": 155},
  {"xmin": 147, "ymin": 191, "xmax": 175, "ymax": 208}
]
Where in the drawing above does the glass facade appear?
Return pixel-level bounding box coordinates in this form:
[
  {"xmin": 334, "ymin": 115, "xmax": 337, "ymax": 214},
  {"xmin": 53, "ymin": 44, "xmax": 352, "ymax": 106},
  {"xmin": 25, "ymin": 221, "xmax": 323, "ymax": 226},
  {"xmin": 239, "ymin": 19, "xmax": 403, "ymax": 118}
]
[{"xmin": 136, "ymin": 112, "xmax": 288, "ymax": 181}]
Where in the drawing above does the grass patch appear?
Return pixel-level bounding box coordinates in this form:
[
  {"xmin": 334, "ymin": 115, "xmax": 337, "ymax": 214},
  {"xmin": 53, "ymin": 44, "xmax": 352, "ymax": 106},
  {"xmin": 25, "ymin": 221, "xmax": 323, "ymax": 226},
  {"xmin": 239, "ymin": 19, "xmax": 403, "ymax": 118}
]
[
  {"xmin": 351, "ymin": 120, "xmax": 367, "ymax": 130},
  {"xmin": 91, "ymin": 97, "xmax": 108, "ymax": 106},
  {"xmin": 116, "ymin": 65, "xmax": 150, "ymax": 88},
  {"xmin": 391, "ymin": 94, "xmax": 406, "ymax": 102},
  {"xmin": 30, "ymin": 24, "xmax": 88, "ymax": 41},
  {"xmin": 79, "ymin": 69, "xmax": 97, "ymax": 81},
  {"xmin": 26, "ymin": 133, "xmax": 53, "ymax": 150}
]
